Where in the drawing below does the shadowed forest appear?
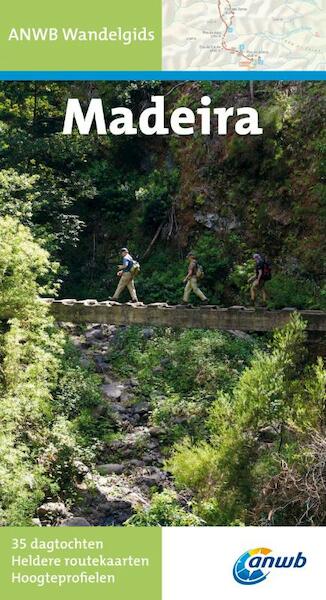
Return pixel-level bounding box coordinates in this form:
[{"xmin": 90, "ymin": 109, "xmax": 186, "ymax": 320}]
[{"xmin": 0, "ymin": 80, "xmax": 325, "ymax": 527}]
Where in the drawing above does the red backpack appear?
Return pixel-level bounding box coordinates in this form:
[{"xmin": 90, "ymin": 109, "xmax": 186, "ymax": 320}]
[{"xmin": 262, "ymin": 260, "xmax": 272, "ymax": 281}]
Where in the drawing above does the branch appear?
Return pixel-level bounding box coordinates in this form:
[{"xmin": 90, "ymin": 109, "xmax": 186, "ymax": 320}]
[{"xmin": 141, "ymin": 222, "xmax": 164, "ymax": 260}]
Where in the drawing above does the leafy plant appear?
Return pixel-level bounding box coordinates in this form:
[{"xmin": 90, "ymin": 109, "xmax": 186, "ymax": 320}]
[{"xmin": 126, "ymin": 490, "xmax": 202, "ymax": 526}]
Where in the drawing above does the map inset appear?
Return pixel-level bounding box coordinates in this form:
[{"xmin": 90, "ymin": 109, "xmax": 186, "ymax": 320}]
[{"xmin": 163, "ymin": 0, "xmax": 326, "ymax": 70}]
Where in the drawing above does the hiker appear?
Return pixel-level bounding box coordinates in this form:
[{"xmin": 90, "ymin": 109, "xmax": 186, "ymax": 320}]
[
  {"xmin": 250, "ymin": 253, "xmax": 271, "ymax": 305},
  {"xmin": 182, "ymin": 252, "xmax": 208, "ymax": 305},
  {"xmin": 111, "ymin": 248, "xmax": 139, "ymax": 303}
]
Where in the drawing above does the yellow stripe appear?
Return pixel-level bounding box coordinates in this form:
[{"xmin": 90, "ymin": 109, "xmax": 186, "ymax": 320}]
[{"xmin": 249, "ymin": 547, "xmax": 272, "ymax": 556}]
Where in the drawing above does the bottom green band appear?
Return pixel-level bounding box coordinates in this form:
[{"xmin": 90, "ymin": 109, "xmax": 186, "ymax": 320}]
[{"xmin": 0, "ymin": 527, "xmax": 162, "ymax": 600}]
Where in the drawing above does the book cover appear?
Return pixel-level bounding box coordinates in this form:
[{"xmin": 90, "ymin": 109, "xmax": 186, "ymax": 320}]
[{"xmin": 0, "ymin": 1, "xmax": 325, "ymax": 598}]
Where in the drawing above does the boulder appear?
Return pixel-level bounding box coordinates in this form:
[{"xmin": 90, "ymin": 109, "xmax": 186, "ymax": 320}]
[
  {"xmin": 194, "ymin": 211, "xmax": 240, "ymax": 232},
  {"xmin": 258, "ymin": 426, "xmax": 278, "ymax": 443},
  {"xmin": 60, "ymin": 517, "xmax": 91, "ymax": 527},
  {"xmin": 131, "ymin": 414, "xmax": 141, "ymax": 425},
  {"xmin": 97, "ymin": 463, "xmax": 125, "ymax": 475},
  {"xmin": 99, "ymin": 500, "xmax": 134, "ymax": 525},
  {"xmin": 129, "ymin": 378, "xmax": 139, "ymax": 388},
  {"xmin": 142, "ymin": 328, "xmax": 155, "ymax": 339},
  {"xmin": 80, "ymin": 356, "xmax": 91, "ymax": 368},
  {"xmin": 92, "ymin": 403, "xmax": 109, "ymax": 418},
  {"xmin": 143, "ymin": 453, "xmax": 160, "ymax": 465},
  {"xmin": 73, "ymin": 460, "xmax": 89, "ymax": 478},
  {"xmin": 120, "ymin": 391, "xmax": 133, "ymax": 404},
  {"xmin": 148, "ymin": 438, "xmax": 160, "ymax": 449},
  {"xmin": 132, "ymin": 401, "xmax": 150, "ymax": 414},
  {"xmin": 148, "ymin": 426, "xmax": 165, "ymax": 437},
  {"xmin": 85, "ymin": 328, "xmax": 105, "ymax": 342},
  {"xmin": 127, "ymin": 459, "xmax": 146, "ymax": 468},
  {"xmin": 37, "ymin": 502, "xmax": 71, "ymax": 522},
  {"xmin": 136, "ymin": 468, "xmax": 166, "ymax": 489},
  {"xmin": 102, "ymin": 382, "xmax": 124, "ymax": 400},
  {"xmin": 160, "ymin": 358, "xmax": 171, "ymax": 367},
  {"xmin": 228, "ymin": 330, "xmax": 253, "ymax": 341},
  {"xmin": 110, "ymin": 403, "xmax": 128, "ymax": 414},
  {"xmin": 93, "ymin": 356, "xmax": 109, "ymax": 373}
]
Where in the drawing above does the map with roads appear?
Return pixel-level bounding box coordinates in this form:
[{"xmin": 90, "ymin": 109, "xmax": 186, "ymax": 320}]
[{"xmin": 163, "ymin": 0, "xmax": 326, "ymax": 70}]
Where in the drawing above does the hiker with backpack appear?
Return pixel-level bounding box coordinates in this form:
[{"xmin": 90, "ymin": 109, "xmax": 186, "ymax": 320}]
[
  {"xmin": 182, "ymin": 251, "xmax": 209, "ymax": 305},
  {"xmin": 250, "ymin": 253, "xmax": 271, "ymax": 305},
  {"xmin": 110, "ymin": 247, "xmax": 140, "ymax": 303}
]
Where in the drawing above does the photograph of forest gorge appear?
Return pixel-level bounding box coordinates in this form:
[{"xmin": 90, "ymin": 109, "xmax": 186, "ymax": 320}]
[{"xmin": 0, "ymin": 80, "xmax": 325, "ymax": 527}]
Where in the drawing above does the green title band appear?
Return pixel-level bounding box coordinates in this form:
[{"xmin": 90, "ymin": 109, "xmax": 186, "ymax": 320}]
[{"xmin": 0, "ymin": 0, "xmax": 162, "ymax": 70}]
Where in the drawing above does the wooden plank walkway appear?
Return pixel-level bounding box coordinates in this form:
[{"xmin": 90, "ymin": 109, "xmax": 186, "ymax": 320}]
[{"xmin": 42, "ymin": 299, "xmax": 326, "ymax": 332}]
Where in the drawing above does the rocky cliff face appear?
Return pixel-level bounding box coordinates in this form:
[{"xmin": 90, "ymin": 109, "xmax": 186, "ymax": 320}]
[
  {"xmin": 167, "ymin": 82, "xmax": 325, "ymax": 278},
  {"xmin": 61, "ymin": 81, "xmax": 324, "ymax": 306}
]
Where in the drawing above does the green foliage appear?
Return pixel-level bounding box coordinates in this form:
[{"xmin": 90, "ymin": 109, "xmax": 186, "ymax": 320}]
[
  {"xmin": 0, "ymin": 215, "xmax": 59, "ymax": 317},
  {"xmin": 228, "ymin": 312, "xmax": 307, "ymax": 431},
  {"xmin": 136, "ymin": 169, "xmax": 179, "ymax": 231},
  {"xmin": 126, "ymin": 490, "xmax": 202, "ymax": 526},
  {"xmin": 53, "ymin": 342, "xmax": 102, "ymax": 419},
  {"xmin": 191, "ymin": 232, "xmax": 235, "ymax": 304},
  {"xmin": 0, "ymin": 218, "xmax": 108, "ymax": 524},
  {"xmin": 137, "ymin": 249, "xmax": 185, "ymax": 304},
  {"xmin": 0, "ymin": 217, "xmax": 63, "ymax": 434},
  {"xmin": 168, "ymin": 440, "xmax": 220, "ymax": 499},
  {"xmin": 199, "ymin": 81, "xmax": 248, "ymax": 105},
  {"xmin": 53, "ymin": 340, "xmax": 115, "ymax": 447},
  {"xmin": 0, "ymin": 436, "xmax": 50, "ymax": 526},
  {"xmin": 39, "ymin": 417, "xmax": 84, "ymax": 498},
  {"xmin": 108, "ymin": 325, "xmax": 257, "ymax": 442},
  {"xmin": 227, "ymin": 259, "xmax": 254, "ymax": 303},
  {"xmin": 168, "ymin": 315, "xmax": 326, "ymax": 525},
  {"xmin": 304, "ymin": 358, "xmax": 326, "ymax": 430},
  {"xmin": 266, "ymin": 274, "xmax": 321, "ymax": 309},
  {"xmin": 0, "ymin": 217, "xmax": 63, "ymax": 523},
  {"xmin": 0, "ymin": 169, "xmax": 38, "ymax": 223}
]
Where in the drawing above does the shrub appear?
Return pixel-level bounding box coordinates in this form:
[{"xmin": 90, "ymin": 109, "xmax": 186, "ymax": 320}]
[
  {"xmin": 39, "ymin": 416, "xmax": 92, "ymax": 499},
  {"xmin": 53, "ymin": 340, "xmax": 116, "ymax": 449},
  {"xmin": 0, "ymin": 217, "xmax": 89, "ymax": 523},
  {"xmin": 0, "ymin": 436, "xmax": 50, "ymax": 526},
  {"xmin": 53, "ymin": 342, "xmax": 102, "ymax": 419},
  {"xmin": 0, "ymin": 215, "xmax": 59, "ymax": 318},
  {"xmin": 168, "ymin": 315, "xmax": 326, "ymax": 525},
  {"xmin": 126, "ymin": 490, "xmax": 202, "ymax": 526},
  {"xmin": 108, "ymin": 326, "xmax": 257, "ymax": 443},
  {"xmin": 228, "ymin": 259, "xmax": 255, "ymax": 304},
  {"xmin": 267, "ymin": 273, "xmax": 319, "ymax": 309}
]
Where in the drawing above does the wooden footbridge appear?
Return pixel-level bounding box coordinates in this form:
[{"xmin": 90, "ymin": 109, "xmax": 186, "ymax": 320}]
[{"xmin": 43, "ymin": 299, "xmax": 326, "ymax": 333}]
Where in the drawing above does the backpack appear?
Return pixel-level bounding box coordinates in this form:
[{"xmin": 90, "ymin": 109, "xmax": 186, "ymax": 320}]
[
  {"xmin": 130, "ymin": 260, "xmax": 141, "ymax": 277},
  {"xmin": 262, "ymin": 260, "xmax": 272, "ymax": 281},
  {"xmin": 195, "ymin": 262, "xmax": 204, "ymax": 279}
]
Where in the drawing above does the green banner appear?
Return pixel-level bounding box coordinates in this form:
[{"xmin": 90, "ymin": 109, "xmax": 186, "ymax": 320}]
[
  {"xmin": 0, "ymin": 527, "xmax": 162, "ymax": 599},
  {"xmin": 0, "ymin": 0, "xmax": 161, "ymax": 70}
]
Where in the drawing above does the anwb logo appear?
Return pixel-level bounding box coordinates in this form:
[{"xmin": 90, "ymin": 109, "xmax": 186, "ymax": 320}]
[{"xmin": 233, "ymin": 547, "xmax": 307, "ymax": 585}]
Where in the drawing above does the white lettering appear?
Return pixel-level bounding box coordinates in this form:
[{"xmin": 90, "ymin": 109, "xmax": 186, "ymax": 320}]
[
  {"xmin": 138, "ymin": 96, "xmax": 169, "ymax": 135},
  {"xmin": 63, "ymin": 99, "xmax": 107, "ymax": 135},
  {"xmin": 109, "ymin": 108, "xmax": 137, "ymax": 135},
  {"xmin": 170, "ymin": 108, "xmax": 195, "ymax": 135},
  {"xmin": 235, "ymin": 107, "xmax": 263, "ymax": 135}
]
